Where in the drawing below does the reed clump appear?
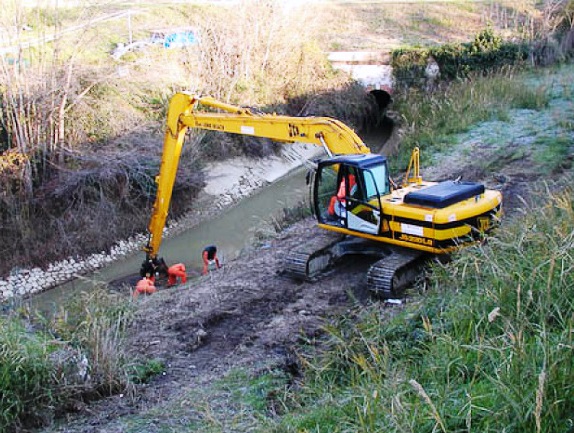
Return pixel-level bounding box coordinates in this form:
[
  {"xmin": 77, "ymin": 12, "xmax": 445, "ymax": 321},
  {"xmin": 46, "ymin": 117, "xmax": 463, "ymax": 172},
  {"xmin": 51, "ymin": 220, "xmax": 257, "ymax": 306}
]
[{"xmin": 0, "ymin": 286, "xmax": 161, "ymax": 432}]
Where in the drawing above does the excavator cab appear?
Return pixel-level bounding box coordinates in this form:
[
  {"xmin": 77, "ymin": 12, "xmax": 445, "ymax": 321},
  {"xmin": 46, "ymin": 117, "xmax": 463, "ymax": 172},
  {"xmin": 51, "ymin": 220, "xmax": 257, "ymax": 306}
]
[{"xmin": 314, "ymin": 154, "xmax": 389, "ymax": 236}]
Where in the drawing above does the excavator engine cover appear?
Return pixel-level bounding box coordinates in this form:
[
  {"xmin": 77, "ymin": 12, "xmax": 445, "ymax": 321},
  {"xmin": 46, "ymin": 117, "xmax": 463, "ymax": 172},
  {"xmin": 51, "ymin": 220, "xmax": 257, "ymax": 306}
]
[{"xmin": 403, "ymin": 181, "xmax": 485, "ymax": 208}]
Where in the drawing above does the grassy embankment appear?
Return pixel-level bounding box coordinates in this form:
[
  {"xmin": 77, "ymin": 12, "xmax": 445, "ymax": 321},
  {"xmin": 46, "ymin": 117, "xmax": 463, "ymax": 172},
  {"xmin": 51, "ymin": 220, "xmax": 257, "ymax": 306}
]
[
  {"xmin": 103, "ymin": 63, "xmax": 573, "ymax": 432},
  {"xmin": 0, "ymin": 288, "xmax": 163, "ymax": 432}
]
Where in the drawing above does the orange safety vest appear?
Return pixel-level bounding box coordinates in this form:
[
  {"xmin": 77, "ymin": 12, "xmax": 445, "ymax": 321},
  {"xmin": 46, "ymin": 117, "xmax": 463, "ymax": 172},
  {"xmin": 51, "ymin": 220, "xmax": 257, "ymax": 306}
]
[
  {"xmin": 329, "ymin": 175, "xmax": 357, "ymax": 215},
  {"xmin": 337, "ymin": 175, "xmax": 356, "ymax": 201}
]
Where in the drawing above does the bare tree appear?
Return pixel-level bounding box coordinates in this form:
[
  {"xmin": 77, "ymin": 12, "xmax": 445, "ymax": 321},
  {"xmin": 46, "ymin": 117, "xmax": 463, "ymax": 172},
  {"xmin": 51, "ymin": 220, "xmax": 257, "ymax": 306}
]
[
  {"xmin": 188, "ymin": 0, "xmax": 325, "ymax": 105},
  {"xmin": 0, "ymin": 0, "xmax": 121, "ymax": 270}
]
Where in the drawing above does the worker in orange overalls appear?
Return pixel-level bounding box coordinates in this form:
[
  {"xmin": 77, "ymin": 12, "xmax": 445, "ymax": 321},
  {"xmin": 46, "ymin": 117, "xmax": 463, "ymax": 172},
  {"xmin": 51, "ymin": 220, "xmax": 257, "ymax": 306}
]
[
  {"xmin": 133, "ymin": 277, "xmax": 157, "ymax": 299},
  {"xmin": 167, "ymin": 263, "xmax": 187, "ymax": 286},
  {"xmin": 202, "ymin": 245, "xmax": 221, "ymax": 275},
  {"xmin": 328, "ymin": 174, "xmax": 356, "ymax": 217}
]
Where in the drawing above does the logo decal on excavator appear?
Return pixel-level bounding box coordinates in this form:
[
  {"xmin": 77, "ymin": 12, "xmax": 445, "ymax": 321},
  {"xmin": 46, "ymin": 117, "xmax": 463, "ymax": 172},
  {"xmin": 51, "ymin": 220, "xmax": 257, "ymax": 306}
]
[
  {"xmin": 399, "ymin": 234, "xmax": 433, "ymax": 246},
  {"xmin": 196, "ymin": 121, "xmax": 225, "ymax": 131},
  {"xmin": 288, "ymin": 123, "xmax": 300, "ymax": 138}
]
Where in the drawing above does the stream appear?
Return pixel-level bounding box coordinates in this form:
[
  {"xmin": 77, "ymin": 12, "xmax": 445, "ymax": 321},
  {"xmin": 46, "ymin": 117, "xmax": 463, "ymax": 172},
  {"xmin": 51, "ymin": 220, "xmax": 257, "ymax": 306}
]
[{"xmin": 27, "ymin": 166, "xmax": 312, "ymax": 313}]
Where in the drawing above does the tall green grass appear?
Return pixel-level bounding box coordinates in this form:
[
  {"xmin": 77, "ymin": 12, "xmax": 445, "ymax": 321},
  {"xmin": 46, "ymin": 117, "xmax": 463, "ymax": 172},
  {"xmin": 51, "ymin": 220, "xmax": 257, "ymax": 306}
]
[
  {"xmin": 269, "ymin": 182, "xmax": 574, "ymax": 432},
  {"xmin": 0, "ymin": 317, "xmax": 59, "ymax": 431},
  {"xmin": 0, "ymin": 286, "xmax": 155, "ymax": 431}
]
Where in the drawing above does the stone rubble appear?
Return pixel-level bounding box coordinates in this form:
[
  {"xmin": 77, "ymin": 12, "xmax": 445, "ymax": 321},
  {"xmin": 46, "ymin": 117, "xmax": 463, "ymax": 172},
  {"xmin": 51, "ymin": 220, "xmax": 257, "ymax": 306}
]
[{"xmin": 0, "ymin": 232, "xmax": 148, "ymax": 302}]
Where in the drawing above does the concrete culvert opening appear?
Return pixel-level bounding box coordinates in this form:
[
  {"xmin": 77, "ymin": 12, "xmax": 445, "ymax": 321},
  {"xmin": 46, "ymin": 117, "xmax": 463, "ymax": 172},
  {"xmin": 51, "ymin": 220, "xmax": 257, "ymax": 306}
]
[{"xmin": 370, "ymin": 89, "xmax": 391, "ymax": 112}]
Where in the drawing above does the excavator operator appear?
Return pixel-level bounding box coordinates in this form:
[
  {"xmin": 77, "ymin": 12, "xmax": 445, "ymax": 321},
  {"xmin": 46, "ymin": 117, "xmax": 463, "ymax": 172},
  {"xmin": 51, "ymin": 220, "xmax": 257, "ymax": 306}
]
[{"xmin": 328, "ymin": 173, "xmax": 356, "ymax": 218}]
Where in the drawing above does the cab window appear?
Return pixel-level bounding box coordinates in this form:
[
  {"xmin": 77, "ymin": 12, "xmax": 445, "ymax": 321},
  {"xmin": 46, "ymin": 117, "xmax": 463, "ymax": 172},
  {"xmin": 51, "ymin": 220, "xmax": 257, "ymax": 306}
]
[{"xmin": 363, "ymin": 164, "xmax": 389, "ymax": 198}]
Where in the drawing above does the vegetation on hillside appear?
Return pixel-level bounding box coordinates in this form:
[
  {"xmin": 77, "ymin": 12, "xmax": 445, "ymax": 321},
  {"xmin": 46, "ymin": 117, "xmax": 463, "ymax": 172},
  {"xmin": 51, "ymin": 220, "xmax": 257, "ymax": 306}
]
[
  {"xmin": 0, "ymin": 288, "xmax": 148, "ymax": 432},
  {"xmin": 1, "ymin": 2, "xmax": 574, "ymax": 430},
  {"xmin": 391, "ymin": 69, "xmax": 551, "ymax": 168}
]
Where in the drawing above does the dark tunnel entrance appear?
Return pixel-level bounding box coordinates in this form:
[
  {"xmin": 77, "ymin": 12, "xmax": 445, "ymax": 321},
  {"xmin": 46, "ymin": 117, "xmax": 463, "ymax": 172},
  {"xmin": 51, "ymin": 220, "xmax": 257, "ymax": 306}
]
[{"xmin": 369, "ymin": 89, "xmax": 392, "ymax": 111}]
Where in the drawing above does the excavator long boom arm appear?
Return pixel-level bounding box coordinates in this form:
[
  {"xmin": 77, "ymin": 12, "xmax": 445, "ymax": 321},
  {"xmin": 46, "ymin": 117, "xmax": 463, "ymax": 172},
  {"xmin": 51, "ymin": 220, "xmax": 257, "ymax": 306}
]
[{"xmin": 144, "ymin": 92, "xmax": 370, "ymax": 259}]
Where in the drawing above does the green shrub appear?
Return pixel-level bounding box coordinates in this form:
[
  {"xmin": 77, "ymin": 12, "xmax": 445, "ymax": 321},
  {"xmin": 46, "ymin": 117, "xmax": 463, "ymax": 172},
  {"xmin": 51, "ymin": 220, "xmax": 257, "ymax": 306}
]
[
  {"xmin": 433, "ymin": 27, "xmax": 529, "ymax": 80},
  {"xmin": 129, "ymin": 359, "xmax": 164, "ymax": 384},
  {"xmin": 391, "ymin": 47, "xmax": 431, "ymax": 89},
  {"xmin": 0, "ymin": 316, "xmax": 59, "ymax": 431},
  {"xmin": 391, "ymin": 28, "xmax": 530, "ymax": 88}
]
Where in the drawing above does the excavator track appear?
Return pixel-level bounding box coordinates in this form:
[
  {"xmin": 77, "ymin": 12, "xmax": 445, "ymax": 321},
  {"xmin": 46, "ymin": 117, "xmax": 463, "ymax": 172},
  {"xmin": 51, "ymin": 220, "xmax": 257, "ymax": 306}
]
[
  {"xmin": 283, "ymin": 228, "xmax": 428, "ymax": 299},
  {"xmin": 282, "ymin": 229, "xmax": 345, "ymax": 281},
  {"xmin": 367, "ymin": 248, "xmax": 426, "ymax": 299}
]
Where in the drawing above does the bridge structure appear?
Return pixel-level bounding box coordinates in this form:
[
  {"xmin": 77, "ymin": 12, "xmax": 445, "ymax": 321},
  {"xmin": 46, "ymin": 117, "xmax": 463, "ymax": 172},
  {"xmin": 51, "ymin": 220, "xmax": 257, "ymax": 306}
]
[{"xmin": 328, "ymin": 51, "xmax": 394, "ymax": 109}]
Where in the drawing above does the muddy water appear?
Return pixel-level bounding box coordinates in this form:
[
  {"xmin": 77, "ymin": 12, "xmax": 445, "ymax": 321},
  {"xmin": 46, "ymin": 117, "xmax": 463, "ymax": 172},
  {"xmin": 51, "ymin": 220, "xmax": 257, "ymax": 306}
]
[{"xmin": 28, "ymin": 166, "xmax": 312, "ymax": 312}]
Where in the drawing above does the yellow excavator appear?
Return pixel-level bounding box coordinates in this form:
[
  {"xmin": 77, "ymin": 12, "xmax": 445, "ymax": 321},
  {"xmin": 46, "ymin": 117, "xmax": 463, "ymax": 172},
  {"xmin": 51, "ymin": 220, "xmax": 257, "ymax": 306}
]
[{"xmin": 141, "ymin": 92, "xmax": 502, "ymax": 297}]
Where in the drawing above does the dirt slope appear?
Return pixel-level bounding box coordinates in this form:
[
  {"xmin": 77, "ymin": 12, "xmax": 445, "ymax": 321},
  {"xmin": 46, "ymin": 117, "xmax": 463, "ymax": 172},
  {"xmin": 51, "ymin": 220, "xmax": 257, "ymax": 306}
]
[{"xmin": 46, "ymin": 220, "xmax": 382, "ymax": 432}]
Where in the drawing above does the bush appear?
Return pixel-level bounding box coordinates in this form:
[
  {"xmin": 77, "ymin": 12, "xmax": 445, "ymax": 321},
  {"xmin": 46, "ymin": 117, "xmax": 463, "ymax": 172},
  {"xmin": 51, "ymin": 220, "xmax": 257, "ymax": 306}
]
[
  {"xmin": 391, "ymin": 48, "xmax": 431, "ymax": 89},
  {"xmin": 433, "ymin": 28, "xmax": 529, "ymax": 80},
  {"xmin": 391, "ymin": 28, "xmax": 530, "ymax": 88},
  {"xmin": 0, "ymin": 316, "xmax": 59, "ymax": 431}
]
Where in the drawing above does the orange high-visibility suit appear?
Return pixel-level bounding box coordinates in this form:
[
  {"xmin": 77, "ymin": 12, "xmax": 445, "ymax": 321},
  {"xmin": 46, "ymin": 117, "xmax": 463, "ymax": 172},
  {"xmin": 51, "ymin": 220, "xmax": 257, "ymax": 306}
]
[
  {"xmin": 328, "ymin": 174, "xmax": 356, "ymax": 216},
  {"xmin": 167, "ymin": 263, "xmax": 187, "ymax": 286},
  {"xmin": 134, "ymin": 277, "xmax": 157, "ymax": 298}
]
